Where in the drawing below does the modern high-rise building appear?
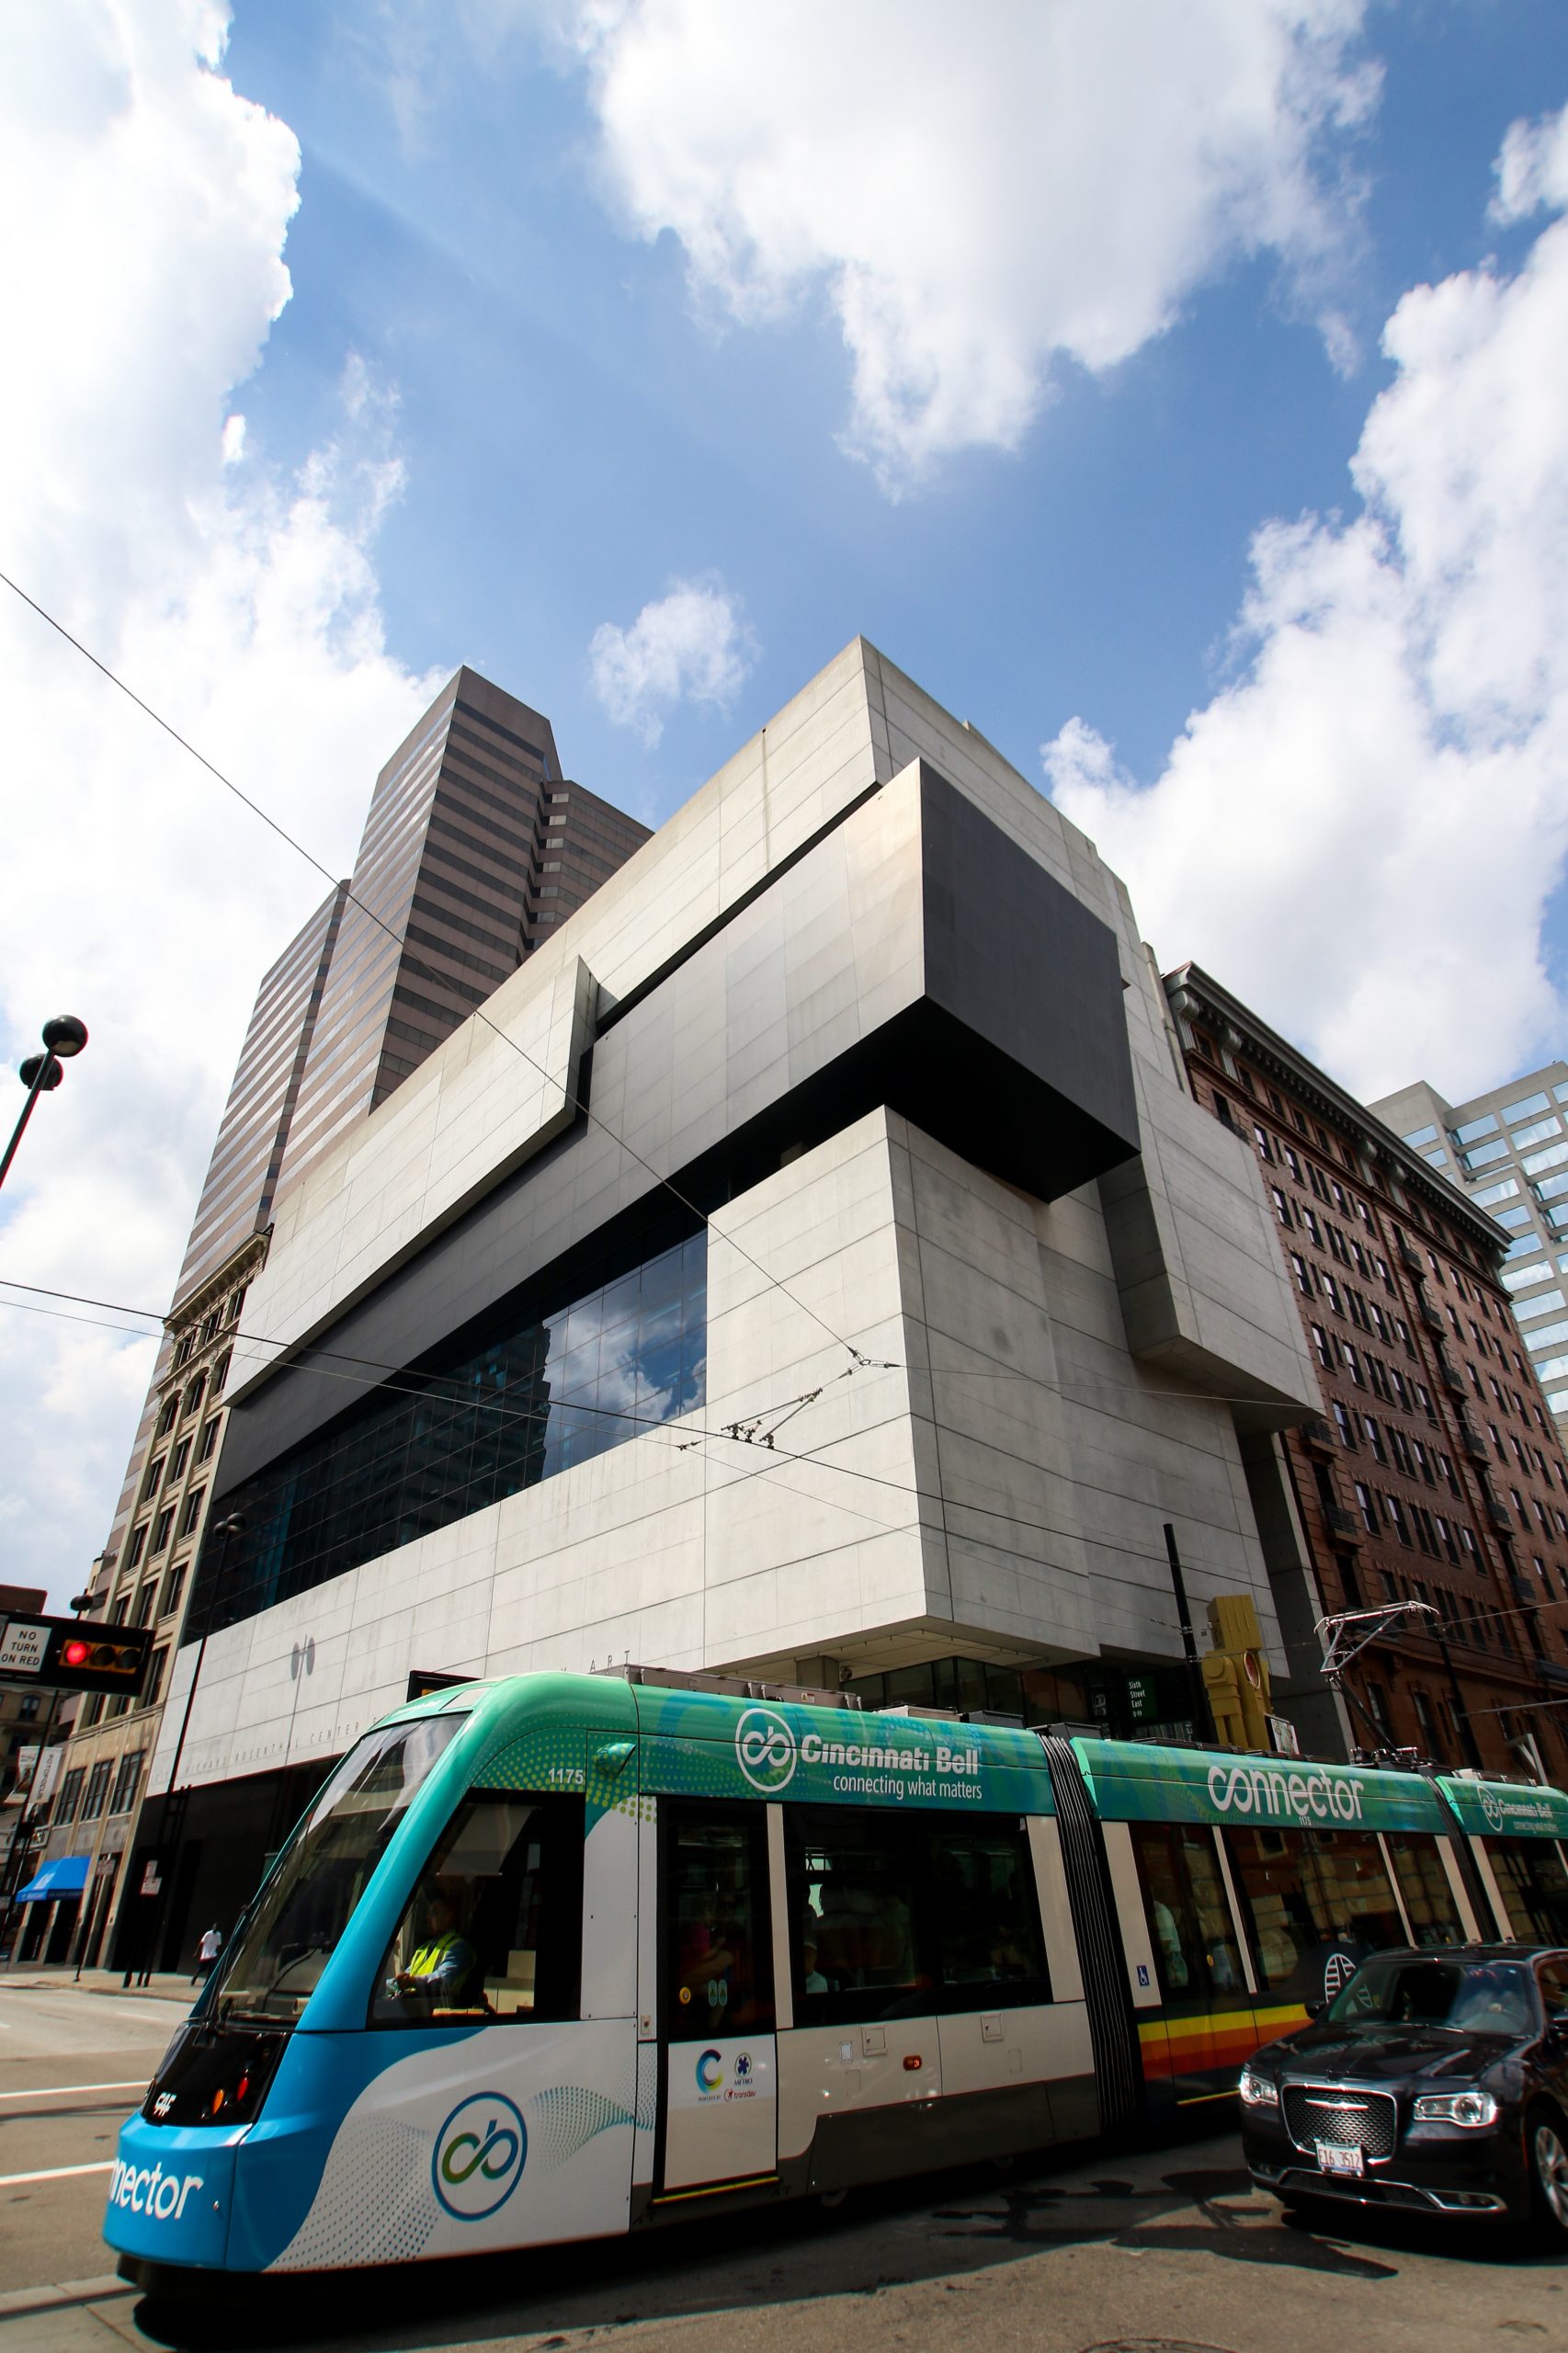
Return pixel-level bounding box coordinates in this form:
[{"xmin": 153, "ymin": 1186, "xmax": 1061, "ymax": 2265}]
[
  {"xmin": 123, "ymin": 638, "xmax": 1346, "ymax": 1952},
  {"xmin": 33, "ymin": 669, "xmax": 650, "ymax": 1970},
  {"xmin": 1169, "ymin": 973, "xmax": 1568, "ymax": 1777},
  {"xmin": 30, "ymin": 892, "xmax": 349, "ymax": 1964},
  {"xmin": 274, "ymin": 667, "xmax": 649, "ymax": 1201},
  {"xmin": 1369, "ymin": 1066, "xmax": 1568, "ymax": 1440},
  {"xmin": 173, "ymin": 885, "xmax": 348, "ymax": 1307}
]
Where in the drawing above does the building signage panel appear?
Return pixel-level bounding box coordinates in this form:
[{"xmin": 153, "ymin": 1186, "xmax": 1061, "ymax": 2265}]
[
  {"xmin": 633, "ymin": 1688, "xmax": 1057, "ymax": 1814},
  {"xmin": 1437, "ymin": 1776, "xmax": 1568, "ymax": 1840},
  {"xmin": 0, "ymin": 1621, "xmax": 47, "ymax": 1676},
  {"xmin": 1071, "ymin": 1736, "xmax": 1451, "ymax": 1836}
]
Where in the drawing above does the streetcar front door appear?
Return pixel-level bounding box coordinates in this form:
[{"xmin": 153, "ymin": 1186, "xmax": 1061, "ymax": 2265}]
[{"xmin": 659, "ymin": 1800, "xmax": 778, "ymax": 2196}]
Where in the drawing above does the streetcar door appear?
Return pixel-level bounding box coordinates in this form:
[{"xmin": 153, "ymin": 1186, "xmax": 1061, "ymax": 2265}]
[{"xmin": 659, "ymin": 1801, "xmax": 778, "ymax": 2196}]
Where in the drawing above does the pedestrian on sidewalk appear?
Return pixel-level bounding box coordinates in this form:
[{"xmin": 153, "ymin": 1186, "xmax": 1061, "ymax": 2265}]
[{"xmin": 193, "ymin": 1923, "xmax": 222, "ymax": 1984}]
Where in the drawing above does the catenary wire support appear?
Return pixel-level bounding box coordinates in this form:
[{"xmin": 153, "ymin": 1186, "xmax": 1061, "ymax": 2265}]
[{"xmin": 1313, "ymin": 1599, "xmax": 1439, "ymax": 1768}]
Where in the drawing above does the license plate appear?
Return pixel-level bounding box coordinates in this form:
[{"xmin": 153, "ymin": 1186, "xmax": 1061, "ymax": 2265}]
[{"xmin": 1315, "ymin": 2140, "xmax": 1364, "ymax": 2177}]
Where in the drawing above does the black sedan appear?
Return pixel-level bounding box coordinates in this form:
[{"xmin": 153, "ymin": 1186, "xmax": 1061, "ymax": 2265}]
[{"xmin": 1239, "ymin": 1944, "xmax": 1568, "ymax": 2237}]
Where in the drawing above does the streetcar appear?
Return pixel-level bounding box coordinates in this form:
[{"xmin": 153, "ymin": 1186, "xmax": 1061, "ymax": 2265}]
[{"xmin": 104, "ymin": 1665, "xmax": 1568, "ymax": 2287}]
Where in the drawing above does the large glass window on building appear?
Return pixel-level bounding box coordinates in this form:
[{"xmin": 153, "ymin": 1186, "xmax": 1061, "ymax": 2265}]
[{"xmin": 191, "ymin": 1227, "xmax": 706, "ymax": 1631}]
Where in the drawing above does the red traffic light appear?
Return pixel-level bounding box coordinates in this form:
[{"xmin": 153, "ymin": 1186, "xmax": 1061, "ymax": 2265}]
[{"xmin": 62, "ymin": 1638, "xmax": 91, "ymax": 1668}]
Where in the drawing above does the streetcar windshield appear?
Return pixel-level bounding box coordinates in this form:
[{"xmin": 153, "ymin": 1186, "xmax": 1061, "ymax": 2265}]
[{"xmin": 209, "ymin": 1714, "xmax": 464, "ymax": 2026}]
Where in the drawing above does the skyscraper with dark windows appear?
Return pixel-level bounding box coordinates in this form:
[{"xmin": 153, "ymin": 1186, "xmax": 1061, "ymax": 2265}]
[
  {"xmin": 273, "ymin": 669, "xmax": 650, "ymax": 1202},
  {"xmin": 34, "ymin": 668, "xmax": 650, "ymax": 1971},
  {"xmin": 173, "ymin": 882, "xmax": 348, "ymax": 1308}
]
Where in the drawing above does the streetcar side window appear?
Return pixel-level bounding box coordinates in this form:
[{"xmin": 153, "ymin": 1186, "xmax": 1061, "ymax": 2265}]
[
  {"xmin": 664, "ymin": 1802, "xmax": 775, "ymax": 2040},
  {"xmin": 369, "ymin": 1791, "xmax": 583, "ymax": 2028},
  {"xmin": 1486, "ymin": 1836, "xmax": 1568, "ymax": 1941},
  {"xmin": 784, "ymin": 1808, "xmax": 1050, "ymax": 2024},
  {"xmin": 788, "ymin": 1809, "xmax": 922, "ymax": 2024},
  {"xmin": 1384, "ymin": 1834, "xmax": 1465, "ymax": 1946},
  {"xmin": 926, "ymin": 1820, "xmax": 1051, "ymax": 2010},
  {"xmin": 1222, "ymin": 1825, "xmax": 1405, "ymax": 2004},
  {"xmin": 1128, "ymin": 1823, "xmax": 1244, "ymax": 2006}
]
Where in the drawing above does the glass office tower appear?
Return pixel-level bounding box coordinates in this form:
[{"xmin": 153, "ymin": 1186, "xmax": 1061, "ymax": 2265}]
[{"xmin": 1370, "ymin": 1063, "xmax": 1568, "ymax": 1435}]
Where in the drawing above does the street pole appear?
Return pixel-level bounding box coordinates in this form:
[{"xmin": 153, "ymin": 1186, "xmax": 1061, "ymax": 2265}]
[
  {"xmin": 1434, "ymin": 1616, "xmax": 1485, "ymax": 1773},
  {"xmin": 130, "ymin": 1513, "xmax": 244, "ymax": 1987},
  {"xmin": 0, "ymin": 1017, "xmax": 88, "ymax": 1195},
  {"xmin": 1, "ymin": 1687, "xmax": 62, "ymax": 1969},
  {"xmin": 1163, "ymin": 1523, "xmax": 1213, "ymax": 1741}
]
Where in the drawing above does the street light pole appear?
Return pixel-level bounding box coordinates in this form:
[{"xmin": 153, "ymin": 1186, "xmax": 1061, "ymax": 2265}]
[
  {"xmin": 131, "ymin": 1512, "xmax": 244, "ymax": 1987},
  {"xmin": 0, "ymin": 1017, "xmax": 88, "ymax": 1195}
]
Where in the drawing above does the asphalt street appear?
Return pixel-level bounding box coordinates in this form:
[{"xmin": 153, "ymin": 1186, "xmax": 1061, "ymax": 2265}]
[{"xmin": 3, "ymin": 1980, "xmax": 1567, "ymax": 2353}]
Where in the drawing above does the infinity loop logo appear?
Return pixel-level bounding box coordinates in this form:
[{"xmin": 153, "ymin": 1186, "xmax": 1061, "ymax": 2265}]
[
  {"xmin": 432, "ymin": 2092, "xmax": 528, "ymax": 2221},
  {"xmin": 734, "ymin": 1704, "xmax": 797, "ymax": 1794}
]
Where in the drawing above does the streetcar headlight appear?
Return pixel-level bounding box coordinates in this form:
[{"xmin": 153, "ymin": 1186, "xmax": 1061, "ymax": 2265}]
[
  {"xmin": 1412, "ymin": 2090, "xmax": 1498, "ymax": 2129},
  {"xmin": 1238, "ymin": 2066, "xmax": 1278, "ymax": 2108}
]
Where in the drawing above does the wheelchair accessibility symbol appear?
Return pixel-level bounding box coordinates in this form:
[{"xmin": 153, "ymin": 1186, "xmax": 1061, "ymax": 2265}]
[{"xmin": 432, "ymin": 2092, "xmax": 528, "ymax": 2220}]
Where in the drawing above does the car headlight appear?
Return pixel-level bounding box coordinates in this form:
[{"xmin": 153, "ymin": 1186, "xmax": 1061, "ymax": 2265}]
[
  {"xmin": 1238, "ymin": 2066, "xmax": 1279, "ymax": 2108},
  {"xmin": 1412, "ymin": 2091, "xmax": 1499, "ymax": 2129}
]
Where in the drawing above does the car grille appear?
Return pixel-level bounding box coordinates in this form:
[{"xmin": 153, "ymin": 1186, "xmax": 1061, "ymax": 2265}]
[{"xmin": 1282, "ymin": 2084, "xmax": 1396, "ymax": 2162}]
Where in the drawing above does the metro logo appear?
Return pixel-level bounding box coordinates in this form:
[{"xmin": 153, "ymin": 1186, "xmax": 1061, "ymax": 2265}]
[
  {"xmin": 1206, "ymin": 1762, "xmax": 1365, "ymax": 1822},
  {"xmin": 108, "ymin": 2158, "xmax": 205, "ymax": 2221}
]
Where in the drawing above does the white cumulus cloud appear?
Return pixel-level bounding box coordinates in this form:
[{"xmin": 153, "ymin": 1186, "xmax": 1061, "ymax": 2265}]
[
  {"xmin": 0, "ymin": 2, "xmax": 438, "ymax": 1607},
  {"xmin": 589, "ymin": 574, "xmax": 756, "ymax": 745},
  {"xmin": 1046, "ymin": 105, "xmax": 1568, "ymax": 1105},
  {"xmin": 566, "ymin": 0, "xmax": 1376, "ymax": 488}
]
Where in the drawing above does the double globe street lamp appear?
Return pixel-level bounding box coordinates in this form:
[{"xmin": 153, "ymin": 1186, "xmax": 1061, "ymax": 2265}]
[{"xmin": 0, "ymin": 1016, "xmax": 88, "ymax": 1193}]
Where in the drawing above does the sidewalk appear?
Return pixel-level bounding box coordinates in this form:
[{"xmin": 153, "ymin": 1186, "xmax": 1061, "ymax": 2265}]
[{"xmin": 0, "ymin": 1965, "xmax": 196, "ymax": 2003}]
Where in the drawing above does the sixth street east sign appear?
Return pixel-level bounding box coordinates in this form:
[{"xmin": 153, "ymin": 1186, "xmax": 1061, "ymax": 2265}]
[{"xmin": 0, "ymin": 1613, "xmax": 152, "ymax": 1697}]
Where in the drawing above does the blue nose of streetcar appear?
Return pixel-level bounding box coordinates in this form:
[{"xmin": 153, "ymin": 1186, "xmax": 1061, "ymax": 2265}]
[{"xmin": 104, "ymin": 2112, "xmax": 243, "ymax": 2271}]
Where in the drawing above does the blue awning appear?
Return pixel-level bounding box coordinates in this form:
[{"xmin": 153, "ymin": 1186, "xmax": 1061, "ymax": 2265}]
[{"xmin": 13, "ymin": 1855, "xmax": 89, "ymax": 1904}]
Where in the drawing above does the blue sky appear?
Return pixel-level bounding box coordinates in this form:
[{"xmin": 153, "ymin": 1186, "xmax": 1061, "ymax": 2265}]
[
  {"xmin": 217, "ymin": 1, "xmax": 1562, "ymax": 801},
  {"xmin": 5, "ymin": 0, "xmax": 1568, "ymax": 1603}
]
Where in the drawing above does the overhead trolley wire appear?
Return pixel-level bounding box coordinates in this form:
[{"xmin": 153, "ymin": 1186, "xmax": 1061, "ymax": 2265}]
[
  {"xmin": 0, "ymin": 567, "xmax": 871, "ymax": 1371},
  {"xmin": 9, "ymin": 1277, "xmax": 1561, "ymax": 1670},
  {"xmin": 0, "ymin": 1282, "xmax": 1235, "ymax": 1577}
]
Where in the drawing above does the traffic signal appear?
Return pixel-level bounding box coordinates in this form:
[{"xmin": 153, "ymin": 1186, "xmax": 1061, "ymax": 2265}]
[
  {"xmin": 17, "ymin": 1617, "xmax": 153, "ymax": 1696},
  {"xmin": 1201, "ymin": 1593, "xmax": 1273, "ymax": 1752}
]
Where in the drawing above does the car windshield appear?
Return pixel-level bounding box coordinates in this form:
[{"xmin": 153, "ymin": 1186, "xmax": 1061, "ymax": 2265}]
[
  {"xmin": 207, "ymin": 1713, "xmax": 464, "ymax": 2027},
  {"xmin": 1324, "ymin": 1954, "xmax": 1539, "ymax": 2037}
]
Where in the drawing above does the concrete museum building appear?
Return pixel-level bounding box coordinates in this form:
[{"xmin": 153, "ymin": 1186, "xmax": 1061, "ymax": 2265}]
[{"xmin": 132, "ymin": 641, "xmax": 1335, "ymax": 1939}]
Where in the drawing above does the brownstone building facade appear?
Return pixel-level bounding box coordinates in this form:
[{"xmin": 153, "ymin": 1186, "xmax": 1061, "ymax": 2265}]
[{"xmin": 1167, "ymin": 965, "xmax": 1568, "ymax": 1779}]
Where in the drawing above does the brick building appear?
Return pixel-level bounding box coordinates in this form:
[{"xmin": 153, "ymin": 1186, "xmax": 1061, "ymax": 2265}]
[{"xmin": 1167, "ymin": 966, "xmax": 1568, "ymax": 1778}]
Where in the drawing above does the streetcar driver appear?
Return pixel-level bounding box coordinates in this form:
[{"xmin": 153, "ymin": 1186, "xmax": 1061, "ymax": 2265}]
[{"xmin": 393, "ymin": 1879, "xmax": 478, "ymax": 2006}]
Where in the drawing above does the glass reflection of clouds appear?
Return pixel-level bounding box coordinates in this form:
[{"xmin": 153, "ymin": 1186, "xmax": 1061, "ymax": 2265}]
[{"xmin": 197, "ymin": 1231, "xmax": 706, "ymax": 1632}]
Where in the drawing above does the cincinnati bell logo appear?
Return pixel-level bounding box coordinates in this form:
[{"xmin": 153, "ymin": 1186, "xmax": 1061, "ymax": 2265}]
[
  {"xmin": 432, "ymin": 2093, "xmax": 527, "ymax": 2221},
  {"xmin": 734, "ymin": 1704, "xmax": 797, "ymax": 1794}
]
